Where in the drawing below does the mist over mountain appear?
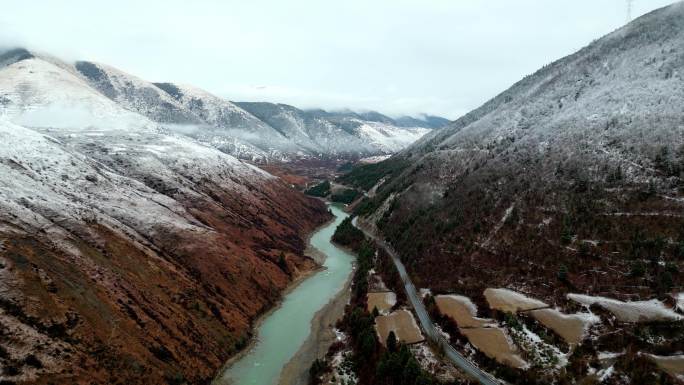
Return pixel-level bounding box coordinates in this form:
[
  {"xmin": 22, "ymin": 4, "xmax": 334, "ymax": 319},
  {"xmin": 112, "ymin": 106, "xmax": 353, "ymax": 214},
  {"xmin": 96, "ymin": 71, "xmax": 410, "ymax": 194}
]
[{"xmin": 394, "ymin": 114, "xmax": 450, "ymax": 129}]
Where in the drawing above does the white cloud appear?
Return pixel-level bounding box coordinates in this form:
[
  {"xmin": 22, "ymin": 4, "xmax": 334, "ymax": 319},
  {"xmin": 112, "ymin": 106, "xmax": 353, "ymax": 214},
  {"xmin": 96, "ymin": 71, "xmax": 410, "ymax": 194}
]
[{"xmin": 0, "ymin": 0, "xmax": 678, "ymax": 119}]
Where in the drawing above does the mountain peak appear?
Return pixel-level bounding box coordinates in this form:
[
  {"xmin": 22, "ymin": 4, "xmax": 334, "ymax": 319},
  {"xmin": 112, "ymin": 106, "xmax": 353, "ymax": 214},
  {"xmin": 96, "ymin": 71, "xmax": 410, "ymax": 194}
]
[{"xmin": 0, "ymin": 47, "xmax": 34, "ymax": 68}]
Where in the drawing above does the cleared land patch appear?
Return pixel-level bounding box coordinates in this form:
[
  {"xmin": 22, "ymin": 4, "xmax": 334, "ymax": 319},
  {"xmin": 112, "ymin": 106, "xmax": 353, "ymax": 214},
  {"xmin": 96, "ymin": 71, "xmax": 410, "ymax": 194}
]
[
  {"xmin": 375, "ymin": 309, "xmax": 424, "ymax": 345},
  {"xmin": 367, "ymin": 291, "xmax": 396, "ymax": 315},
  {"xmin": 435, "ymin": 294, "xmax": 493, "ymax": 328},
  {"xmin": 647, "ymin": 354, "xmax": 684, "ymax": 382},
  {"xmin": 460, "ymin": 327, "xmax": 527, "ymax": 369},
  {"xmin": 529, "ymin": 308, "xmax": 599, "ymax": 346},
  {"xmin": 484, "ymin": 288, "xmax": 548, "ymax": 313},
  {"xmin": 567, "ymin": 294, "xmax": 683, "ymax": 323}
]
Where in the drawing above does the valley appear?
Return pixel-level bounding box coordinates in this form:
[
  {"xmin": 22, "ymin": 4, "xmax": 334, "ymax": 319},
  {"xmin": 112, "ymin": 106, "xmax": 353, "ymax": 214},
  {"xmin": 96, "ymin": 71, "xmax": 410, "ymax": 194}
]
[
  {"xmin": 0, "ymin": 45, "xmax": 441, "ymax": 384},
  {"xmin": 1, "ymin": 1, "xmax": 684, "ymax": 385}
]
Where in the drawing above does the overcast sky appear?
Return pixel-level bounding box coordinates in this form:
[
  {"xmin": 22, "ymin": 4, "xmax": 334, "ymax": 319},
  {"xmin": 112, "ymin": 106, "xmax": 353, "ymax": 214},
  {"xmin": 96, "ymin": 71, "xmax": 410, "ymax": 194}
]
[{"xmin": 1, "ymin": 0, "xmax": 677, "ymax": 119}]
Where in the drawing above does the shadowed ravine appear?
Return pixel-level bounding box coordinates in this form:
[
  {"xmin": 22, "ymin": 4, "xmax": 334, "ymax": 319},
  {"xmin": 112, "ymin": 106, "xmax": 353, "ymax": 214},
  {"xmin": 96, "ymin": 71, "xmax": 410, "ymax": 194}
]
[{"xmin": 216, "ymin": 204, "xmax": 354, "ymax": 385}]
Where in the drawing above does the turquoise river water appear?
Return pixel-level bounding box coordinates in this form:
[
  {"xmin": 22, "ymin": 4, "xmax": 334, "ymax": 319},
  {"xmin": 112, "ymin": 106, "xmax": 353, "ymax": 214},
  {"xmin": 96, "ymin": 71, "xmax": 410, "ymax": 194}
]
[{"xmin": 218, "ymin": 203, "xmax": 354, "ymax": 385}]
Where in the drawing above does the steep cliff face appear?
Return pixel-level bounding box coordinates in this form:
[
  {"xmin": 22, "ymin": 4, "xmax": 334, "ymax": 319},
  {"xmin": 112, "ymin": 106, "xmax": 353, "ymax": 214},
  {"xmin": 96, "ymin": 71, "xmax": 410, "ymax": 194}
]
[
  {"xmin": 0, "ymin": 53, "xmax": 330, "ymax": 384},
  {"xmin": 353, "ymin": 3, "xmax": 684, "ymax": 302}
]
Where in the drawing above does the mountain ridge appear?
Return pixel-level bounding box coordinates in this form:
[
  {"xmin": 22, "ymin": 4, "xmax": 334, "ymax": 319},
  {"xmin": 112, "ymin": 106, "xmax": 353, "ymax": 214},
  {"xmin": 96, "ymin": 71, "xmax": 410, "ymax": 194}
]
[
  {"xmin": 342, "ymin": 4, "xmax": 684, "ymax": 382},
  {"xmin": 0, "ymin": 51, "xmax": 331, "ymax": 384},
  {"xmin": 353, "ymin": 1, "xmax": 684, "ymax": 307}
]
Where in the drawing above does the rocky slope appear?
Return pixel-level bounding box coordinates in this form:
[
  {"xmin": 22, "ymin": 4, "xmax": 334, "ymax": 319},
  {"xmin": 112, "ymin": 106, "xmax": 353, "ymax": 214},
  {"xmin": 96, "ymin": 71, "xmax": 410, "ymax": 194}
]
[
  {"xmin": 352, "ymin": 3, "xmax": 684, "ymax": 303},
  {"xmin": 0, "ymin": 52, "xmax": 330, "ymax": 384}
]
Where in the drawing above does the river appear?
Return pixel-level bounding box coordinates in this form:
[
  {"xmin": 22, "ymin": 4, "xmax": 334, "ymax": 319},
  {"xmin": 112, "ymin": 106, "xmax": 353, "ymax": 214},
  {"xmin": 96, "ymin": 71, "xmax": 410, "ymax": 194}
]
[{"xmin": 216, "ymin": 203, "xmax": 354, "ymax": 385}]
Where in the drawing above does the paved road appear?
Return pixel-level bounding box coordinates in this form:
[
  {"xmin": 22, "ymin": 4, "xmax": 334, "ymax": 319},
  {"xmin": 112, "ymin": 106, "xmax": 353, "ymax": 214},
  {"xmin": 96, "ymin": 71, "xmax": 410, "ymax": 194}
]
[{"xmin": 352, "ymin": 218, "xmax": 501, "ymax": 385}]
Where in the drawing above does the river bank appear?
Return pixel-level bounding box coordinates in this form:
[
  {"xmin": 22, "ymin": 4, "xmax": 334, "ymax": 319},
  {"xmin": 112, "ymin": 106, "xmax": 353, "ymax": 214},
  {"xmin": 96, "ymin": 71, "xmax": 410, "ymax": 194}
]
[
  {"xmin": 211, "ymin": 213, "xmax": 337, "ymax": 383},
  {"xmin": 278, "ymin": 269, "xmax": 352, "ymax": 385},
  {"xmin": 211, "ymin": 265, "xmax": 323, "ymax": 383},
  {"xmin": 279, "ymin": 212, "xmax": 363, "ymax": 384},
  {"xmin": 215, "ymin": 204, "xmax": 355, "ymax": 385}
]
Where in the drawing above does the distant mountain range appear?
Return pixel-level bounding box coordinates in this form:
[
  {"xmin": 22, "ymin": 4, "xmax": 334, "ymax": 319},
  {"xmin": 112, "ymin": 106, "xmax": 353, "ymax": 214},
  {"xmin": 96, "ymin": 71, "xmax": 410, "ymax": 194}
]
[
  {"xmin": 234, "ymin": 102, "xmax": 446, "ymax": 157},
  {"xmin": 0, "ymin": 48, "xmax": 444, "ymax": 161}
]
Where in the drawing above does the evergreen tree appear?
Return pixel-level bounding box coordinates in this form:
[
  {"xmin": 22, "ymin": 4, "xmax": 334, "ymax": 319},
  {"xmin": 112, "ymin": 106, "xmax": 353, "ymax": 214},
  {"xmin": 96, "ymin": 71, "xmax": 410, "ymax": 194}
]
[
  {"xmin": 386, "ymin": 331, "xmax": 397, "ymax": 353},
  {"xmin": 676, "ymin": 241, "xmax": 684, "ymax": 259},
  {"xmin": 277, "ymin": 252, "xmax": 289, "ymax": 274},
  {"xmin": 659, "ymin": 271, "xmax": 674, "ymax": 292},
  {"xmin": 560, "ymin": 215, "xmax": 573, "ymax": 245},
  {"xmin": 630, "ymin": 260, "xmax": 646, "ymax": 277},
  {"xmin": 557, "ymin": 264, "xmax": 568, "ymax": 282}
]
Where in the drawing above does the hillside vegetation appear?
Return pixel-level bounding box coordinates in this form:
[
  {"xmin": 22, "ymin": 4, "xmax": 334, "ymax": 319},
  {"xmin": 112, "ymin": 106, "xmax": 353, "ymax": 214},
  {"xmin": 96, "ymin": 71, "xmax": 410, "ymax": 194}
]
[
  {"xmin": 0, "ymin": 50, "xmax": 331, "ymax": 384},
  {"xmin": 353, "ymin": 2, "xmax": 684, "ymax": 303},
  {"xmin": 347, "ymin": 5, "xmax": 684, "ymax": 382}
]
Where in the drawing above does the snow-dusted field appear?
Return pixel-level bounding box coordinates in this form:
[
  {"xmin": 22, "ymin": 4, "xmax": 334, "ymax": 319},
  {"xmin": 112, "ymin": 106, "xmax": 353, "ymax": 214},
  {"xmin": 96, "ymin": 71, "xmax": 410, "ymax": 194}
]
[
  {"xmin": 367, "ymin": 291, "xmax": 397, "ymax": 315},
  {"xmin": 435, "ymin": 294, "xmax": 494, "ymax": 328},
  {"xmin": 460, "ymin": 326, "xmax": 528, "ymax": 369},
  {"xmin": 529, "ymin": 308, "xmax": 600, "ymax": 346},
  {"xmin": 647, "ymin": 354, "xmax": 684, "ymax": 382},
  {"xmin": 568, "ymin": 293, "xmax": 683, "ymax": 323},
  {"xmin": 484, "ymin": 288, "xmax": 549, "ymax": 313},
  {"xmin": 375, "ymin": 309, "xmax": 424, "ymax": 345}
]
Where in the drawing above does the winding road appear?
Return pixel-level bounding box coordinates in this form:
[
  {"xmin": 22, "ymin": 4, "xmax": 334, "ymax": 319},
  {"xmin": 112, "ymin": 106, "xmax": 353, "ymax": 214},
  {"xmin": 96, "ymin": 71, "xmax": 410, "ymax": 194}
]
[{"xmin": 352, "ymin": 218, "xmax": 502, "ymax": 385}]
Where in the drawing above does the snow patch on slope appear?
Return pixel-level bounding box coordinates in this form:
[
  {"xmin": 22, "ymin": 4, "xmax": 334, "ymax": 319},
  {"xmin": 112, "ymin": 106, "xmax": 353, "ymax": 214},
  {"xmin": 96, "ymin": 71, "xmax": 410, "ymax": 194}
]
[
  {"xmin": 0, "ymin": 58, "xmax": 154, "ymax": 131},
  {"xmin": 354, "ymin": 121, "xmax": 430, "ymax": 153},
  {"xmin": 567, "ymin": 293, "xmax": 683, "ymax": 322}
]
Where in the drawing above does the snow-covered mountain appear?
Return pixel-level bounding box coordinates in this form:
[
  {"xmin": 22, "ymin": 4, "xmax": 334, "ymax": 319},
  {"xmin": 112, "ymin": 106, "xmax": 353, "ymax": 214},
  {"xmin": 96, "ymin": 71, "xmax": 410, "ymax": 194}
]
[
  {"xmin": 152, "ymin": 82, "xmax": 300, "ymax": 159},
  {"xmin": 74, "ymin": 61, "xmax": 200, "ymax": 124},
  {"xmin": 351, "ymin": 2, "xmax": 684, "ymax": 300},
  {"xmin": 236, "ymin": 102, "xmax": 432, "ymax": 155},
  {"xmin": 0, "ymin": 49, "xmax": 154, "ymax": 130},
  {"xmin": 394, "ymin": 114, "xmax": 450, "ymax": 129},
  {"xmin": 343, "ymin": 6, "xmax": 684, "ymax": 382},
  {"xmin": 0, "ymin": 50, "xmax": 330, "ymax": 384},
  {"xmin": 73, "ymin": 61, "xmax": 287, "ymax": 160},
  {"xmin": 414, "ymin": 4, "xmax": 684, "ymax": 167},
  {"xmin": 66, "ymin": 56, "xmax": 439, "ymax": 160}
]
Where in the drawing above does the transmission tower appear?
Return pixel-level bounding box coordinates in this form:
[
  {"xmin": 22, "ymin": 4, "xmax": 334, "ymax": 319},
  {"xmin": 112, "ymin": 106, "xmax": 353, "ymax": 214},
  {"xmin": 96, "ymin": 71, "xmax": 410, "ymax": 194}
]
[{"xmin": 627, "ymin": 0, "xmax": 634, "ymax": 23}]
